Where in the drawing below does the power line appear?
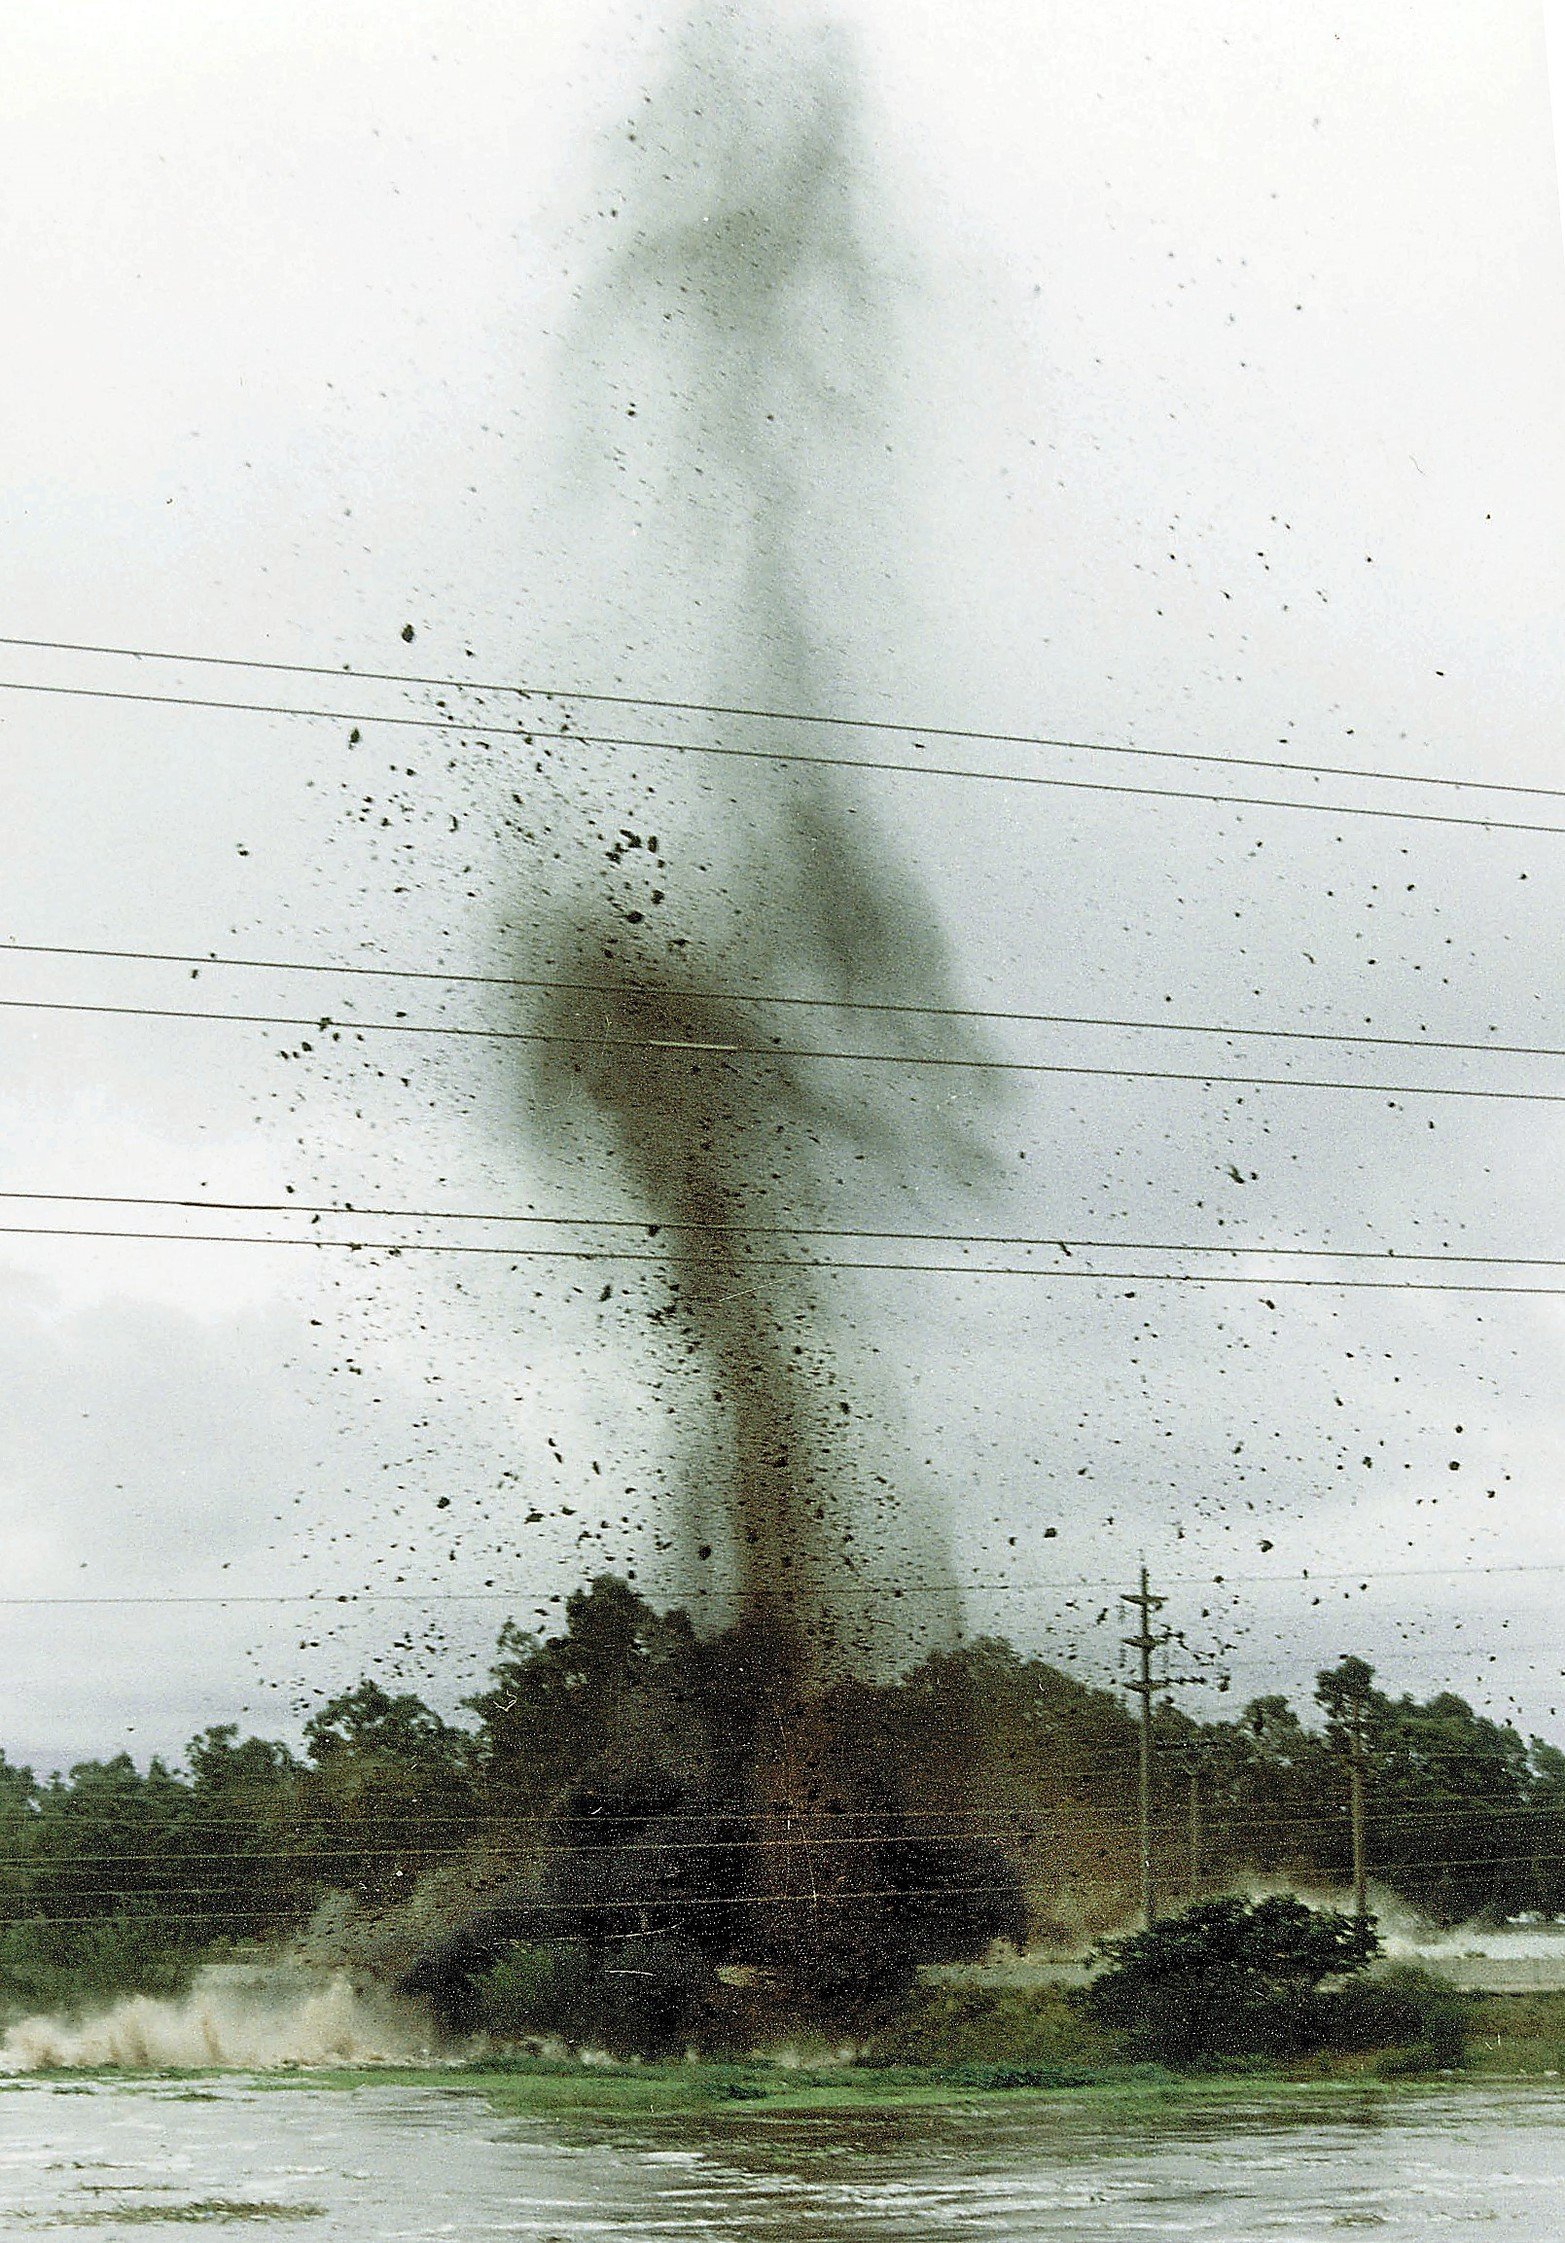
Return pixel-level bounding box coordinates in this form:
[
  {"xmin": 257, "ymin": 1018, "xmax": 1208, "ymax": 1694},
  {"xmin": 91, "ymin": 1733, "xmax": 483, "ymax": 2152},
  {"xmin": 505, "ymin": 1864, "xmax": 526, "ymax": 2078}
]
[
  {"xmin": 0, "ymin": 1584, "xmax": 1015, "ymax": 1608},
  {"xmin": 2, "ymin": 1558, "xmax": 1563, "ymax": 1609},
  {"xmin": 0, "ymin": 1837, "xmax": 1044, "ymax": 1868},
  {"xmin": 18, "ymin": 1853, "xmax": 1565, "ymax": 1921},
  {"xmin": 7, "ymin": 989, "xmax": 1565, "ymax": 1109},
  {"xmin": 0, "ymin": 1857, "xmax": 1541, "ymax": 1908},
  {"xmin": 1, "ymin": 669, "xmax": 1561, "ymax": 836},
  {"xmin": 0, "ymin": 1837, "xmax": 1048, "ymax": 1874},
  {"xmin": 6, "ymin": 1187, "xmax": 1563, "ymax": 1273},
  {"xmin": 0, "ymin": 1813, "xmax": 1064, "ymax": 1838},
  {"xmin": 13, "ymin": 1816, "xmax": 1565, "ymax": 1896},
  {"xmin": 9, "ymin": 1797, "xmax": 1558, "ymax": 1866},
  {"xmin": 18, "ymin": 1815, "xmax": 1402, "ymax": 1869},
  {"xmin": 0, "ymin": 1808, "xmax": 1080, "ymax": 1834},
  {"xmin": 9, "ymin": 1801, "xmax": 1558, "ymax": 1877},
  {"xmin": 8, "ymin": 937, "xmax": 1564, "ymax": 1070},
  {"xmin": 12, "ymin": 1782, "xmax": 1553, "ymax": 1839},
  {"xmin": 0, "ymin": 1880, "xmax": 1036, "ymax": 1923},
  {"xmin": 11, "ymin": 1215, "xmax": 1565, "ymax": 1293},
  {"xmin": 4, "ymin": 627, "xmax": 1560, "ymax": 807},
  {"xmin": 18, "ymin": 1756, "xmax": 1565, "ymax": 1832}
]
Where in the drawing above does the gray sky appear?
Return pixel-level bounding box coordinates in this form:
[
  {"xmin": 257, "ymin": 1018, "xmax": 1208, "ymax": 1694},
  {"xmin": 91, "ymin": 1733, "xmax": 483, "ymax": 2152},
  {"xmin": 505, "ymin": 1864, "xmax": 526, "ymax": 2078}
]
[{"xmin": 4, "ymin": 0, "xmax": 1565, "ymax": 1768}]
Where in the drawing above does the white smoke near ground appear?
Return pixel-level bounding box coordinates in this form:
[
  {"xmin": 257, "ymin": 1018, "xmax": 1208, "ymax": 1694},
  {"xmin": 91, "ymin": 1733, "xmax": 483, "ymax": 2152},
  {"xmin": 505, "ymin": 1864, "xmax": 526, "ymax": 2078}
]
[
  {"xmin": 926, "ymin": 1878, "xmax": 1565, "ymax": 1995},
  {"xmin": 1233, "ymin": 1877, "xmax": 1565, "ymax": 1977},
  {"xmin": 1185, "ymin": 1876, "xmax": 1565, "ymax": 1987},
  {"xmin": 0, "ymin": 1965, "xmax": 438, "ymax": 2073}
]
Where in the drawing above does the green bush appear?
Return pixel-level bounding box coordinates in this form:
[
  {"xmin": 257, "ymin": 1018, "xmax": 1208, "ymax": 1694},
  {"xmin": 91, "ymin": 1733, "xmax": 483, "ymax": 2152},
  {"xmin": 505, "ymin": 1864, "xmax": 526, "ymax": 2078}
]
[
  {"xmin": 478, "ymin": 1936, "xmax": 715, "ymax": 2057},
  {"xmin": 1075, "ymin": 1896, "xmax": 1381, "ymax": 2066},
  {"xmin": 936, "ymin": 2060, "xmax": 1097, "ymax": 2091},
  {"xmin": 1324, "ymin": 1963, "xmax": 1468, "ymax": 2067}
]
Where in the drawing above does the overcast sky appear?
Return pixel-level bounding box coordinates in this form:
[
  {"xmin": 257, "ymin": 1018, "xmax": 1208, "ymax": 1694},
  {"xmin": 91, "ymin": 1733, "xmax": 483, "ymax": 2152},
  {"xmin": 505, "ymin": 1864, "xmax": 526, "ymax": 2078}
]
[{"xmin": 5, "ymin": 0, "xmax": 1565, "ymax": 1769}]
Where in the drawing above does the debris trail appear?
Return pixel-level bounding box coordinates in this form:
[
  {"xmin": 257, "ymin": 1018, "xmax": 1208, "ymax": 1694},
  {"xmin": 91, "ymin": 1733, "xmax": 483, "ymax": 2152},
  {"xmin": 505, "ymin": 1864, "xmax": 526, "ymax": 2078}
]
[{"xmin": 518, "ymin": 4, "xmax": 1007, "ymax": 1674}]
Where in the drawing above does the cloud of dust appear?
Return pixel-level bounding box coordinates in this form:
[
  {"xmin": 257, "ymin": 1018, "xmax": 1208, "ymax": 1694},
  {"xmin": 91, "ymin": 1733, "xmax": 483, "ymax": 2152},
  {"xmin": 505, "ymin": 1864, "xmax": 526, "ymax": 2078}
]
[{"xmin": 0, "ymin": 1965, "xmax": 433, "ymax": 2073}]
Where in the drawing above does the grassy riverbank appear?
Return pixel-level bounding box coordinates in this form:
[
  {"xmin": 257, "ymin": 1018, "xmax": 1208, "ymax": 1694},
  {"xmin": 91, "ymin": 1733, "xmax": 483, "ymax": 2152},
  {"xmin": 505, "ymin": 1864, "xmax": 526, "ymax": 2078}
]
[
  {"xmin": 11, "ymin": 2046, "xmax": 1562, "ymax": 2115},
  {"xmin": 229, "ymin": 2050, "xmax": 1501, "ymax": 2115},
  {"xmin": 10, "ymin": 1982, "xmax": 1565, "ymax": 2109},
  {"xmin": 12, "ymin": 2044, "xmax": 1514, "ymax": 2117},
  {"xmin": 1465, "ymin": 1992, "xmax": 1565, "ymax": 2077}
]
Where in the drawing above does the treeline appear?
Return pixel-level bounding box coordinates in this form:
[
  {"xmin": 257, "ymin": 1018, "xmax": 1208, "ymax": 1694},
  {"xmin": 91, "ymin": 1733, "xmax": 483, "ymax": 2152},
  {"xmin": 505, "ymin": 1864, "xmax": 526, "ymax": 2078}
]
[{"xmin": 0, "ymin": 1574, "xmax": 1561, "ymax": 2016}]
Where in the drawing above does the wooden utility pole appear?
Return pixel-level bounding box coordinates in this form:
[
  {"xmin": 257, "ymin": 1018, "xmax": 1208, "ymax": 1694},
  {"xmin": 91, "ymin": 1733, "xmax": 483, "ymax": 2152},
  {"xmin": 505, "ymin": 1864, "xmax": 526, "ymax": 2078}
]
[
  {"xmin": 1121, "ymin": 1564, "xmax": 1168, "ymax": 1930},
  {"xmin": 1348, "ymin": 1696, "xmax": 1368, "ymax": 1924}
]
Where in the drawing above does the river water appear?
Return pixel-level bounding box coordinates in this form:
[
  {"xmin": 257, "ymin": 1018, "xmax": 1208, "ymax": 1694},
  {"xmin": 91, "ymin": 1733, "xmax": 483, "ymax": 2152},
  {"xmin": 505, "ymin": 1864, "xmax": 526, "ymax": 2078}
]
[{"xmin": 2, "ymin": 2078, "xmax": 1563, "ymax": 2237}]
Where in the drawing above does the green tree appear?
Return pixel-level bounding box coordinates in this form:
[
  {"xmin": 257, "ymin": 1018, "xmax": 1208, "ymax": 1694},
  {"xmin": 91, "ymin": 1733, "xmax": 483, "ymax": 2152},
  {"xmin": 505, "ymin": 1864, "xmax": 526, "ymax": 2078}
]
[
  {"xmin": 1314, "ymin": 1660, "xmax": 1537, "ymax": 1921},
  {"xmin": 180, "ymin": 1725, "xmax": 305, "ymax": 1938},
  {"xmin": 297, "ymin": 1683, "xmax": 474, "ymax": 1907},
  {"xmin": 0, "ymin": 1755, "xmax": 196, "ymax": 2010},
  {"xmin": 464, "ymin": 1577, "xmax": 704, "ymax": 1813}
]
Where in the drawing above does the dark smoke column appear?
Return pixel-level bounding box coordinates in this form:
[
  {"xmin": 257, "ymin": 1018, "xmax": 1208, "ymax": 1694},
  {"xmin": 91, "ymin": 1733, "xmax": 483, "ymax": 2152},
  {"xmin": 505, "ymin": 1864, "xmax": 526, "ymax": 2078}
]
[{"xmin": 520, "ymin": 5, "xmax": 1006, "ymax": 1678}]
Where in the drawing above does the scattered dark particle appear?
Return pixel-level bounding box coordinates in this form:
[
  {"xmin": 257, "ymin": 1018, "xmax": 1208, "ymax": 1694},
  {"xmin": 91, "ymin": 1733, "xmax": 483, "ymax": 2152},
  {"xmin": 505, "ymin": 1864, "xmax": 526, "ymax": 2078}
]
[{"xmin": 401, "ymin": 623, "xmax": 415, "ymax": 642}]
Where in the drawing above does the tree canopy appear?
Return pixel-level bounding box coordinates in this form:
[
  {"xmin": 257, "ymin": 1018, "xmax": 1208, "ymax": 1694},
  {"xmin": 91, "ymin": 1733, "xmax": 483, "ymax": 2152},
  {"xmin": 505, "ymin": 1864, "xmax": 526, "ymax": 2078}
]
[{"xmin": 0, "ymin": 1577, "xmax": 1556, "ymax": 2037}]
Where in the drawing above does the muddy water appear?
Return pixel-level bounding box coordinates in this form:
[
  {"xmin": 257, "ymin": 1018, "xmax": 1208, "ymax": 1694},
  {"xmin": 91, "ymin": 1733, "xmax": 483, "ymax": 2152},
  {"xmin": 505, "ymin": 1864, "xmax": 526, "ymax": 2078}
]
[{"xmin": 2, "ymin": 2079, "xmax": 1563, "ymax": 2237}]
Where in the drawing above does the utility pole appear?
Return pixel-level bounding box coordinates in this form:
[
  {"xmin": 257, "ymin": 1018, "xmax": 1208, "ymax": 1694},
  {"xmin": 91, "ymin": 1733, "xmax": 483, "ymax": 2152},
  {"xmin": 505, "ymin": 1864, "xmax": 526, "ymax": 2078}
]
[
  {"xmin": 1121, "ymin": 1564, "xmax": 1168, "ymax": 1931},
  {"xmin": 1348, "ymin": 1695, "xmax": 1368, "ymax": 1924},
  {"xmin": 1186, "ymin": 1763, "xmax": 1202, "ymax": 1903},
  {"xmin": 1317, "ymin": 1656, "xmax": 1375, "ymax": 1926}
]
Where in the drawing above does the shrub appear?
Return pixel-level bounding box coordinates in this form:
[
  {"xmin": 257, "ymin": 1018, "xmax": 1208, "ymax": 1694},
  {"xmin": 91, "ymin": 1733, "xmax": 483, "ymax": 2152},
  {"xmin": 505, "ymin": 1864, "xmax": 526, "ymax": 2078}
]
[
  {"xmin": 1075, "ymin": 1896, "xmax": 1380, "ymax": 2065},
  {"xmin": 1324, "ymin": 1963, "xmax": 1468, "ymax": 2067},
  {"xmin": 478, "ymin": 1935, "xmax": 715, "ymax": 2057},
  {"xmin": 936, "ymin": 2060, "xmax": 1097, "ymax": 2091}
]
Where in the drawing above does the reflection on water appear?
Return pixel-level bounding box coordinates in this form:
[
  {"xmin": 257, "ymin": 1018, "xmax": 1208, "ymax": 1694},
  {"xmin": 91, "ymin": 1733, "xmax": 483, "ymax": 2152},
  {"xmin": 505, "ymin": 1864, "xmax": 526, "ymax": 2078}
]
[{"xmin": 2, "ymin": 2079, "xmax": 1563, "ymax": 2238}]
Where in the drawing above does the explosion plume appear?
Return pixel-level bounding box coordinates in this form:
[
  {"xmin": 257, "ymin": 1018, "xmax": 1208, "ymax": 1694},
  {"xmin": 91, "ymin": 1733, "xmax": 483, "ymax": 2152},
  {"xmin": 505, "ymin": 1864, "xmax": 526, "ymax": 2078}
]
[{"xmin": 517, "ymin": 2, "xmax": 1005, "ymax": 1674}]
